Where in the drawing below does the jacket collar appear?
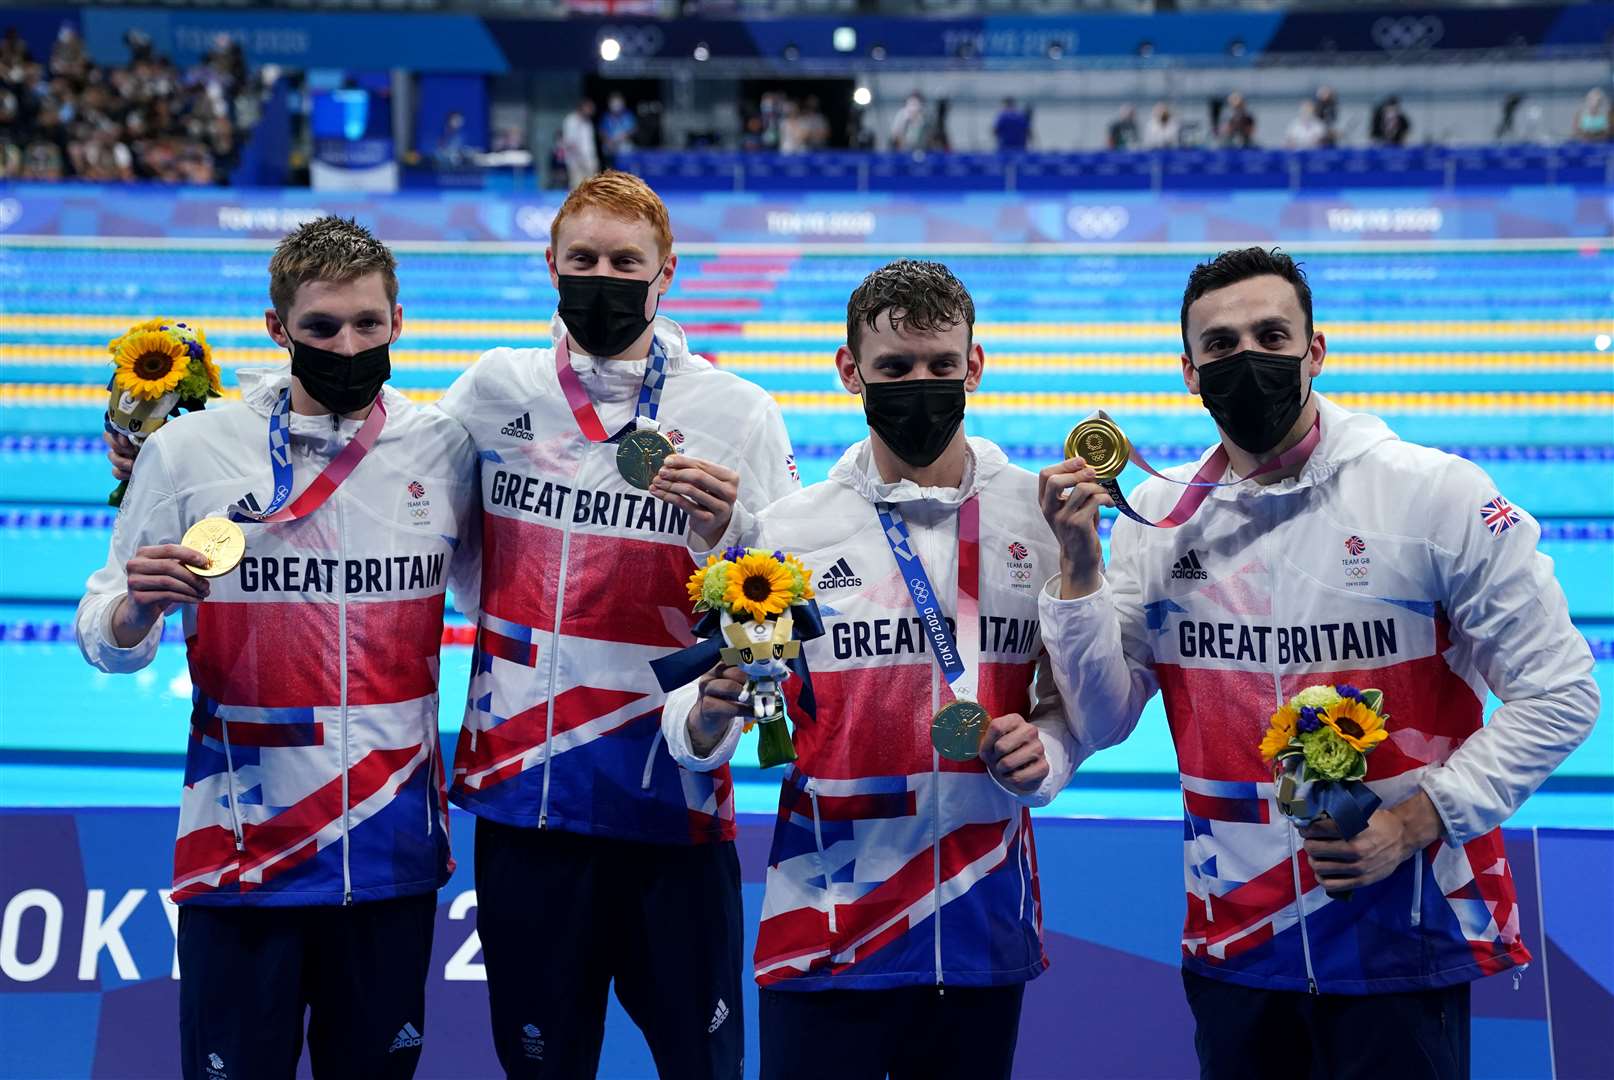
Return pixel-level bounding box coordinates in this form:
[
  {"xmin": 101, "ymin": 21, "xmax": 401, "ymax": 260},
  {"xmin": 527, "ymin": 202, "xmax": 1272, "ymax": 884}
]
[{"xmin": 828, "ymin": 435, "xmax": 1008, "ymax": 510}]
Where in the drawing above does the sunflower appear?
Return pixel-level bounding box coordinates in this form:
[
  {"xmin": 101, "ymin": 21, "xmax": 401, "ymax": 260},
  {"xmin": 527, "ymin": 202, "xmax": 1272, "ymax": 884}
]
[
  {"xmin": 1259, "ymin": 705, "xmax": 1300, "ymax": 762},
  {"xmin": 782, "ymin": 554, "xmax": 815, "ymax": 601},
  {"xmin": 723, "ymin": 552, "xmax": 794, "ymax": 621},
  {"xmin": 113, "ymin": 331, "xmax": 189, "ymax": 400},
  {"xmin": 1321, "ymin": 699, "xmax": 1389, "ymax": 754}
]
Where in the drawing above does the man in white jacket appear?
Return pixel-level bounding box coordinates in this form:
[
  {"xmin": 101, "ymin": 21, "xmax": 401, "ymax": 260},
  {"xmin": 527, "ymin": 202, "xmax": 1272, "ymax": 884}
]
[
  {"xmin": 77, "ymin": 217, "xmax": 480, "ymax": 1080},
  {"xmin": 438, "ymin": 171, "xmax": 799, "ymax": 1078},
  {"xmin": 666, "ymin": 259, "xmax": 1078, "ymax": 1080},
  {"xmin": 1037, "ymin": 246, "xmax": 1598, "ymax": 1079}
]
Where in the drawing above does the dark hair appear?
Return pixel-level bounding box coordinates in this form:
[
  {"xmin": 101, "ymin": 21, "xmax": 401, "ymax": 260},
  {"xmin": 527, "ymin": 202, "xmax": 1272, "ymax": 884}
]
[
  {"xmin": 1179, "ymin": 246, "xmax": 1312, "ymax": 355},
  {"xmin": 846, "ymin": 259, "xmax": 976, "ymax": 359}
]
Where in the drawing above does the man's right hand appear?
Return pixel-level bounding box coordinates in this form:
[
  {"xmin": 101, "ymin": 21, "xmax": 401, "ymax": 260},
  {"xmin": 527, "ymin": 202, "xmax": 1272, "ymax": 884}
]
[
  {"xmin": 687, "ymin": 663, "xmax": 749, "ymax": 759},
  {"xmin": 105, "ymin": 430, "xmax": 138, "ymax": 481},
  {"xmin": 1037, "ymin": 457, "xmax": 1112, "ymax": 600},
  {"xmin": 110, "ymin": 544, "xmax": 212, "ymax": 646}
]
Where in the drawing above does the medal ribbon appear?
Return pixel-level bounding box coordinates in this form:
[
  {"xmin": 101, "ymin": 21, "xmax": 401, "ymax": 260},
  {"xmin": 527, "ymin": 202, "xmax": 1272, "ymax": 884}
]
[
  {"xmin": 554, "ymin": 333, "xmax": 669, "ymax": 443},
  {"xmin": 229, "ymin": 387, "xmax": 387, "ymax": 524},
  {"xmin": 1102, "ymin": 413, "xmax": 1321, "ymax": 529},
  {"xmin": 876, "ymin": 496, "xmax": 981, "ymax": 704}
]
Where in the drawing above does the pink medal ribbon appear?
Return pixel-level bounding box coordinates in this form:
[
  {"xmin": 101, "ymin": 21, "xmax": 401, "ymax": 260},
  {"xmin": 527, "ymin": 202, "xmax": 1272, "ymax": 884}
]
[
  {"xmin": 230, "ymin": 388, "xmax": 387, "ymax": 524},
  {"xmin": 1075, "ymin": 412, "xmax": 1321, "ymax": 530},
  {"xmin": 553, "ymin": 334, "xmax": 668, "ymax": 444}
]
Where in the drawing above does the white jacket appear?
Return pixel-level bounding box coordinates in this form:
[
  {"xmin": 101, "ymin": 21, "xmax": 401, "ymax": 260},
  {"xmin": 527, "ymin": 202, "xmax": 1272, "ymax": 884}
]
[
  {"xmin": 665, "ymin": 437, "xmax": 1077, "ymax": 990},
  {"xmin": 437, "ymin": 314, "xmax": 801, "ymax": 844},
  {"xmin": 77, "ymin": 367, "xmax": 480, "ymax": 905},
  {"xmin": 1039, "ymin": 393, "xmax": 1597, "ymax": 993}
]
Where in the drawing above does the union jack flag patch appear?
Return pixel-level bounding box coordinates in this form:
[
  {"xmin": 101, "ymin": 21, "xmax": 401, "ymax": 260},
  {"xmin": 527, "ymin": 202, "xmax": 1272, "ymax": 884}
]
[{"xmin": 1480, "ymin": 496, "xmax": 1520, "ymax": 536}]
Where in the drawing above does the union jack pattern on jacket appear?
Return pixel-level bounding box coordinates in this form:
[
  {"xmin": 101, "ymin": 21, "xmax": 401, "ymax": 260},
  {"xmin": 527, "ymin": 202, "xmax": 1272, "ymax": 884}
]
[
  {"xmin": 77, "ymin": 368, "xmax": 480, "ymax": 906},
  {"xmin": 438, "ymin": 316, "xmax": 799, "ymax": 845},
  {"xmin": 1040, "ymin": 395, "xmax": 1598, "ymax": 993},
  {"xmin": 666, "ymin": 439, "xmax": 1078, "ymax": 990}
]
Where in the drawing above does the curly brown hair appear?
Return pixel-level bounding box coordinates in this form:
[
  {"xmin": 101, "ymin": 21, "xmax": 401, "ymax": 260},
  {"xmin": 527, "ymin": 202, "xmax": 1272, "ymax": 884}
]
[
  {"xmin": 268, "ymin": 216, "xmax": 398, "ymax": 316},
  {"xmin": 845, "ymin": 259, "xmax": 976, "ymax": 360}
]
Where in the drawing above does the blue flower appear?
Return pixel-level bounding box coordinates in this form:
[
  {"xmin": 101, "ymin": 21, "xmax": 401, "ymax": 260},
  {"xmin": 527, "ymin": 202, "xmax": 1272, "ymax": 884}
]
[
  {"xmin": 187, "ymin": 341, "xmax": 203, "ymax": 360},
  {"xmin": 772, "ymin": 550, "xmax": 786, "ymax": 563},
  {"xmin": 1335, "ymin": 683, "xmax": 1361, "ymax": 700},
  {"xmin": 1298, "ymin": 707, "xmax": 1323, "ymax": 733},
  {"xmin": 722, "ymin": 545, "xmax": 747, "ymax": 562}
]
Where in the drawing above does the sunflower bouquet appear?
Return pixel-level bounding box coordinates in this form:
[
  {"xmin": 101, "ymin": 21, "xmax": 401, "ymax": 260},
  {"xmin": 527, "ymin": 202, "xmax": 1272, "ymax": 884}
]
[
  {"xmin": 1261, "ymin": 684, "xmax": 1390, "ymax": 896},
  {"xmin": 105, "ymin": 318, "xmax": 222, "ymax": 506},
  {"xmin": 686, "ymin": 546, "xmax": 816, "ymax": 767}
]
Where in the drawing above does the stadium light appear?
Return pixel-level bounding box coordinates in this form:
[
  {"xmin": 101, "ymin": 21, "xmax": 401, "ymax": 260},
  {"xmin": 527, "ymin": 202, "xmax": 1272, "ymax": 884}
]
[
  {"xmin": 693, "ymin": 43, "xmax": 710, "ymax": 61},
  {"xmin": 870, "ymin": 44, "xmax": 887, "ymax": 61},
  {"xmin": 599, "ymin": 37, "xmax": 621, "ymax": 62},
  {"xmin": 853, "ymin": 86, "xmax": 872, "ymax": 107},
  {"xmin": 833, "ymin": 26, "xmax": 857, "ymax": 53},
  {"xmin": 1596, "ymin": 333, "xmax": 1611, "ymax": 352}
]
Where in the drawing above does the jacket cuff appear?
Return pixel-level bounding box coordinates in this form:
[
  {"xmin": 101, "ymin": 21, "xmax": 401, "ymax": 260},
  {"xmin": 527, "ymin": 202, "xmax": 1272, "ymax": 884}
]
[
  {"xmin": 87, "ymin": 598, "xmax": 163, "ymax": 673},
  {"xmin": 1416, "ymin": 769, "xmax": 1472, "ymax": 847},
  {"xmin": 688, "ymin": 502, "xmax": 753, "ymax": 563},
  {"xmin": 985, "ymin": 726, "xmax": 1070, "ymax": 808},
  {"xmin": 664, "ymin": 686, "xmax": 744, "ymax": 772}
]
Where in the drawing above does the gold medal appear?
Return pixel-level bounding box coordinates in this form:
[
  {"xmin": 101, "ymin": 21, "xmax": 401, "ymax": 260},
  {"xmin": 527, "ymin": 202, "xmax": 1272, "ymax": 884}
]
[
  {"xmin": 931, "ymin": 699, "xmax": 990, "ymax": 762},
  {"xmin": 181, "ymin": 517, "xmax": 245, "ymax": 578},
  {"xmin": 616, "ymin": 428, "xmax": 675, "ymax": 490},
  {"xmin": 1064, "ymin": 416, "xmax": 1131, "ymax": 481}
]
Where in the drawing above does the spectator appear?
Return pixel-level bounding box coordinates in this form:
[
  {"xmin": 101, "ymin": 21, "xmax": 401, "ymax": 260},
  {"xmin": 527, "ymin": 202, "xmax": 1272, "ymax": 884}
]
[
  {"xmin": 779, "ymin": 98, "xmax": 809, "ymax": 154},
  {"xmin": 560, "ymin": 97, "xmax": 598, "ymax": 189},
  {"xmin": 1313, "ymin": 86, "xmax": 1339, "ymax": 146},
  {"xmin": 740, "ymin": 113, "xmax": 767, "ymax": 153},
  {"xmin": 1284, "ymin": 99, "xmax": 1329, "ymax": 150},
  {"xmin": 799, "ymin": 94, "xmax": 829, "ymax": 149},
  {"xmin": 1142, "ymin": 102, "xmax": 1179, "ymax": 149},
  {"xmin": 434, "ymin": 110, "xmax": 469, "ymax": 168},
  {"xmin": 599, "ymin": 92, "xmax": 637, "ymax": 161},
  {"xmin": 1218, "ymin": 92, "xmax": 1256, "ymax": 148},
  {"xmin": 890, "ymin": 91, "xmax": 926, "ymax": 151},
  {"xmin": 1371, "ymin": 95, "xmax": 1412, "ymax": 146},
  {"xmin": 1572, "ymin": 87, "xmax": 1610, "ymax": 142},
  {"xmin": 758, "ymin": 91, "xmax": 782, "ymax": 150},
  {"xmin": 994, "ymin": 97, "xmax": 1030, "ymax": 152},
  {"xmin": 1107, "ymin": 104, "xmax": 1139, "ymax": 151}
]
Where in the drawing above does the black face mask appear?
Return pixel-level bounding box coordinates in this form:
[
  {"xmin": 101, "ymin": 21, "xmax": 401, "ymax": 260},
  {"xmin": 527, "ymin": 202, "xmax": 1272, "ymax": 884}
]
[
  {"xmin": 556, "ymin": 264, "xmax": 665, "ymax": 358},
  {"xmin": 860, "ymin": 377, "xmax": 967, "ymax": 469},
  {"xmin": 1194, "ymin": 349, "xmax": 1311, "ymax": 455},
  {"xmin": 289, "ymin": 337, "xmax": 390, "ymax": 416}
]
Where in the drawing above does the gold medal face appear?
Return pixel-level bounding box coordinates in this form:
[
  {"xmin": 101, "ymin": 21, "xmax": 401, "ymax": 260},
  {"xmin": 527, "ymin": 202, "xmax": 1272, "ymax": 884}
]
[
  {"xmin": 616, "ymin": 429, "xmax": 675, "ymax": 490},
  {"xmin": 1064, "ymin": 417, "xmax": 1130, "ymax": 481},
  {"xmin": 931, "ymin": 699, "xmax": 991, "ymax": 762},
  {"xmin": 181, "ymin": 517, "xmax": 245, "ymax": 578}
]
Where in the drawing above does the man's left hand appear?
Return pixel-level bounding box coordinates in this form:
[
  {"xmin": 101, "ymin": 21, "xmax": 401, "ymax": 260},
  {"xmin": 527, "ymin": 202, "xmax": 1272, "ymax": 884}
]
[
  {"xmin": 980, "ymin": 713, "xmax": 1048, "ymax": 796},
  {"xmin": 650, "ymin": 454, "xmax": 739, "ymax": 549},
  {"xmin": 1301, "ymin": 791, "xmax": 1444, "ymax": 892}
]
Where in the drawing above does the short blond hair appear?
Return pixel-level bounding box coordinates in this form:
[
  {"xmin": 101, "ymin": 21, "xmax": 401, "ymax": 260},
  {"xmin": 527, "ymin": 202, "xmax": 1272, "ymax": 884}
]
[
  {"xmin": 550, "ymin": 171, "xmax": 673, "ymax": 259},
  {"xmin": 268, "ymin": 216, "xmax": 399, "ymax": 315}
]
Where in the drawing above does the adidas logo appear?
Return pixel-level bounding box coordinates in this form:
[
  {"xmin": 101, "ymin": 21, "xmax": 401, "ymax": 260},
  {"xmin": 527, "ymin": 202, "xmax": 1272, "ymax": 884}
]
[
  {"xmin": 1170, "ymin": 551, "xmax": 1209, "ymax": 581},
  {"xmin": 816, "ymin": 557, "xmax": 862, "ymax": 590},
  {"xmin": 501, "ymin": 412, "xmax": 535, "ymax": 441},
  {"xmin": 708, "ymin": 998, "xmax": 730, "ymax": 1034},
  {"xmin": 389, "ymin": 1022, "xmax": 423, "ymax": 1053}
]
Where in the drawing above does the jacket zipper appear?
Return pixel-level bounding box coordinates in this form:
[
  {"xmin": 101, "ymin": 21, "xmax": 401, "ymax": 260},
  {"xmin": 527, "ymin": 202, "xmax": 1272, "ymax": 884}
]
[
  {"xmin": 1410, "ymin": 852, "xmax": 1423, "ymax": 927},
  {"xmin": 218, "ymin": 711, "xmax": 245, "ymax": 852},
  {"xmin": 539, "ymin": 459, "xmax": 583, "ymax": 828},
  {"xmin": 1265, "ymin": 517, "xmax": 1316, "ymax": 992},
  {"xmin": 337, "ymin": 488, "xmax": 353, "ymax": 905},
  {"xmin": 806, "ymin": 778, "xmax": 837, "ymax": 933}
]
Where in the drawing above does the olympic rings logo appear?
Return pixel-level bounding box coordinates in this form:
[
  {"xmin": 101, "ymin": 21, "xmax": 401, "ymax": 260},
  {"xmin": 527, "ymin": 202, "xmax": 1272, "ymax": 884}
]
[
  {"xmin": 1371, "ymin": 16, "xmax": 1443, "ymax": 52},
  {"xmin": 598, "ymin": 25, "xmax": 664, "ymax": 58},
  {"xmin": 1066, "ymin": 205, "xmax": 1130, "ymax": 240},
  {"xmin": 910, "ymin": 578, "xmax": 931, "ymax": 605}
]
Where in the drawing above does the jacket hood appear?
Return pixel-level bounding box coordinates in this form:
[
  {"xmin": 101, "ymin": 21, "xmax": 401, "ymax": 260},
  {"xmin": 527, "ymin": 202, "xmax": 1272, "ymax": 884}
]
[{"xmin": 828, "ymin": 435, "xmax": 1009, "ymax": 510}]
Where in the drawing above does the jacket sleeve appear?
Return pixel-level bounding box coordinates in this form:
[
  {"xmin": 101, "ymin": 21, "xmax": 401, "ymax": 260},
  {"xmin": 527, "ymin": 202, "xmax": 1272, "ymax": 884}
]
[
  {"xmin": 1035, "ymin": 512, "xmax": 1161, "ymax": 767},
  {"xmin": 692, "ymin": 392, "xmax": 801, "ymax": 554},
  {"xmin": 446, "ymin": 430, "xmax": 483, "ymax": 623},
  {"xmin": 1418, "ymin": 458, "xmax": 1599, "ymax": 845},
  {"xmin": 75, "ymin": 432, "xmax": 184, "ymax": 673},
  {"xmin": 986, "ymin": 650, "xmax": 1077, "ymax": 807},
  {"xmin": 662, "ymin": 677, "xmax": 744, "ymax": 772},
  {"xmin": 434, "ymin": 351, "xmax": 490, "ymax": 430}
]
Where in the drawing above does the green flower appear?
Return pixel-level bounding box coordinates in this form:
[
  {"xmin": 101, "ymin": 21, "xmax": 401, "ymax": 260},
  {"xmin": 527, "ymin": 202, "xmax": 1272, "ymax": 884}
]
[
  {"xmin": 1293, "ymin": 685, "xmax": 1343, "ymax": 710},
  {"xmin": 700, "ymin": 563, "xmax": 731, "ymax": 609},
  {"xmin": 1300, "ymin": 727, "xmax": 1361, "ymax": 782}
]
